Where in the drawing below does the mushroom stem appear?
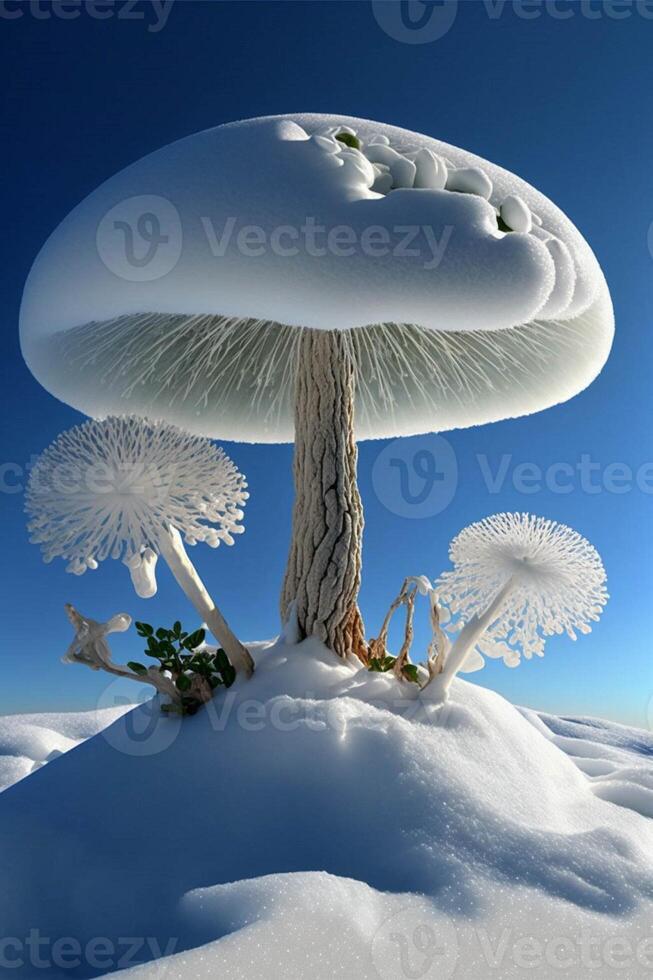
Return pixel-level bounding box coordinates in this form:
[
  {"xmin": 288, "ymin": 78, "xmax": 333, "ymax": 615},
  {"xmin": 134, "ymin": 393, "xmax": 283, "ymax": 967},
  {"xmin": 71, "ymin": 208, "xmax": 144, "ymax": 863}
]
[
  {"xmin": 281, "ymin": 329, "xmax": 367, "ymax": 662},
  {"xmin": 428, "ymin": 577, "xmax": 515, "ymax": 701},
  {"xmin": 158, "ymin": 525, "xmax": 254, "ymax": 676}
]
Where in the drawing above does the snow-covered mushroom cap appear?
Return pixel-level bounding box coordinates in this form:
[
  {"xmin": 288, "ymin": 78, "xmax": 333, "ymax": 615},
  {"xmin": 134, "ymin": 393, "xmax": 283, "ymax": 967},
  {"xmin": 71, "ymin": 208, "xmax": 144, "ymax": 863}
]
[
  {"xmin": 20, "ymin": 113, "xmax": 614, "ymax": 443},
  {"xmin": 26, "ymin": 415, "xmax": 248, "ymax": 577},
  {"xmin": 435, "ymin": 512, "xmax": 608, "ymax": 665}
]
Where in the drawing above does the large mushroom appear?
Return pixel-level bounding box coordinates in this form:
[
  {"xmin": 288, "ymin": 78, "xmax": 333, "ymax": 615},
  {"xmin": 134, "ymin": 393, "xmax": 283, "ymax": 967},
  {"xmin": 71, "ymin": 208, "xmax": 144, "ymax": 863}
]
[{"xmin": 20, "ymin": 114, "xmax": 614, "ymax": 661}]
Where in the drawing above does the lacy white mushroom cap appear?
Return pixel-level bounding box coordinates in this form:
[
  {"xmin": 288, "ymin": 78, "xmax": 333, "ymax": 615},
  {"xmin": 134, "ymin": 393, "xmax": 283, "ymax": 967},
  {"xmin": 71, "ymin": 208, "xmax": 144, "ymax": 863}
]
[{"xmin": 20, "ymin": 113, "xmax": 614, "ymax": 443}]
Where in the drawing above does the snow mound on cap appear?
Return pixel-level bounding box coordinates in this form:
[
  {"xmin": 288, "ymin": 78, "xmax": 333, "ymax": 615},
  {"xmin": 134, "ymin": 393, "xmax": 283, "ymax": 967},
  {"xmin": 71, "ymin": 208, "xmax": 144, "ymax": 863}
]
[
  {"xmin": 21, "ymin": 113, "xmax": 584, "ymax": 341},
  {"xmin": 0, "ymin": 639, "xmax": 651, "ymax": 978},
  {"xmin": 20, "ymin": 114, "xmax": 614, "ymax": 445}
]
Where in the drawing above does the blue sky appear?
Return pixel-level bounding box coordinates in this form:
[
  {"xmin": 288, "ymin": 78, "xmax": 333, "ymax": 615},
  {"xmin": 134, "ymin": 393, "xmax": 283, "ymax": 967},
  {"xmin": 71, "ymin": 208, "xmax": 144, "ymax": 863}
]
[{"xmin": 1, "ymin": 0, "xmax": 651, "ymax": 724}]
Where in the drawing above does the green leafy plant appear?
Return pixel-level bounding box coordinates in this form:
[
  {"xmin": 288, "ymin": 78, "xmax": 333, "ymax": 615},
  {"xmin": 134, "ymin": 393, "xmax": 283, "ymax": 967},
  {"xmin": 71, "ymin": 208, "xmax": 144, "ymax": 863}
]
[
  {"xmin": 335, "ymin": 131, "xmax": 361, "ymax": 150},
  {"xmin": 129, "ymin": 620, "xmax": 236, "ymax": 715},
  {"xmin": 368, "ymin": 654, "xmax": 419, "ymax": 684}
]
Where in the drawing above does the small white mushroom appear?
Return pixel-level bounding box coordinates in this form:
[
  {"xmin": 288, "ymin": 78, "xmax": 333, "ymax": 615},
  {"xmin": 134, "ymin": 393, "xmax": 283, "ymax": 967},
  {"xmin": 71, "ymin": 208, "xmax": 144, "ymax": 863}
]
[
  {"xmin": 27, "ymin": 416, "xmax": 254, "ymax": 676},
  {"xmin": 446, "ymin": 166, "xmax": 493, "ymax": 200},
  {"xmin": 426, "ymin": 513, "xmax": 608, "ymax": 702}
]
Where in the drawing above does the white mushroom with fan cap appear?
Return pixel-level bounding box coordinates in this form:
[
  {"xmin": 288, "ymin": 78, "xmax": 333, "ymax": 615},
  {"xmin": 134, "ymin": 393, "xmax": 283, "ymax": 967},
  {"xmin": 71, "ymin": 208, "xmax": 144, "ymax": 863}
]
[
  {"xmin": 26, "ymin": 415, "xmax": 253, "ymax": 676},
  {"xmin": 425, "ymin": 512, "xmax": 609, "ymax": 702},
  {"xmin": 19, "ymin": 113, "xmax": 614, "ymax": 662}
]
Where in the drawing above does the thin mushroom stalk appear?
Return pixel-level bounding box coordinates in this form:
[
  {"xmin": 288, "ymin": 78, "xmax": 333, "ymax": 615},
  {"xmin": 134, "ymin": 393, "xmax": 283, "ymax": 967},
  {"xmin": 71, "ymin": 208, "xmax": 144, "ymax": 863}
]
[
  {"xmin": 159, "ymin": 525, "xmax": 253, "ymax": 676},
  {"xmin": 427, "ymin": 578, "xmax": 515, "ymax": 702}
]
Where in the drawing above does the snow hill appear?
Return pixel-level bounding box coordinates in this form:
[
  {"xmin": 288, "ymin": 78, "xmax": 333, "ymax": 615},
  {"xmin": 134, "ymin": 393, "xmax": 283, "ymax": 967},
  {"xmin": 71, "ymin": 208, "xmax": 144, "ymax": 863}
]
[
  {"xmin": 0, "ymin": 638, "xmax": 652, "ymax": 980},
  {"xmin": 0, "ymin": 705, "xmax": 133, "ymax": 793}
]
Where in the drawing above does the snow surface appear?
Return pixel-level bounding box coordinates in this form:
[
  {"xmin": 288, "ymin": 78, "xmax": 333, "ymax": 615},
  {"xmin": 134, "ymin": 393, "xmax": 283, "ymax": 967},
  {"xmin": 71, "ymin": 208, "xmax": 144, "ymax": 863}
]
[
  {"xmin": 0, "ymin": 639, "xmax": 652, "ymax": 979},
  {"xmin": 0, "ymin": 705, "xmax": 133, "ymax": 792}
]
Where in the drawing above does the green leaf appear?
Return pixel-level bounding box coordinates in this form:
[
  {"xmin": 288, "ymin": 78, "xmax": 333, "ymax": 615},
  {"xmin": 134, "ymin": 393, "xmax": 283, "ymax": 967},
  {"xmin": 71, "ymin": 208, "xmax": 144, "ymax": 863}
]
[
  {"xmin": 184, "ymin": 629, "xmax": 206, "ymax": 651},
  {"xmin": 173, "ymin": 621, "xmax": 182, "ymax": 637},
  {"xmin": 368, "ymin": 655, "xmax": 398, "ymax": 674},
  {"xmin": 156, "ymin": 627, "xmax": 171, "ymax": 641},
  {"xmin": 127, "ymin": 662, "xmax": 147, "ymax": 676},
  {"xmin": 176, "ymin": 673, "xmax": 192, "ymax": 692},
  {"xmin": 335, "ymin": 131, "xmax": 361, "ymax": 150},
  {"xmin": 146, "ymin": 636, "xmax": 160, "ymax": 653},
  {"xmin": 135, "ymin": 622, "xmax": 153, "ymax": 637},
  {"xmin": 221, "ymin": 665, "xmax": 236, "ymax": 689},
  {"xmin": 214, "ymin": 648, "xmax": 230, "ymax": 671},
  {"xmin": 402, "ymin": 664, "xmax": 420, "ymax": 684}
]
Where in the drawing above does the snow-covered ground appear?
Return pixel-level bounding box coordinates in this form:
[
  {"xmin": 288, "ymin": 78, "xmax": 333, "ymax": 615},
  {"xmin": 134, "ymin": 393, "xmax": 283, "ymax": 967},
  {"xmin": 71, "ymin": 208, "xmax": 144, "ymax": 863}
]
[
  {"xmin": 0, "ymin": 638, "xmax": 652, "ymax": 979},
  {"xmin": 0, "ymin": 704, "xmax": 133, "ymax": 793}
]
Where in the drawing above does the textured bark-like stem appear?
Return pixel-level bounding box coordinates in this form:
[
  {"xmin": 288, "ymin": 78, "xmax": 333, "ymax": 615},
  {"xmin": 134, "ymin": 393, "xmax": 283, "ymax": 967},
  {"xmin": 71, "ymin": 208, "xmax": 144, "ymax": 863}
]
[
  {"xmin": 281, "ymin": 330, "xmax": 367, "ymax": 661},
  {"xmin": 159, "ymin": 526, "xmax": 254, "ymax": 676}
]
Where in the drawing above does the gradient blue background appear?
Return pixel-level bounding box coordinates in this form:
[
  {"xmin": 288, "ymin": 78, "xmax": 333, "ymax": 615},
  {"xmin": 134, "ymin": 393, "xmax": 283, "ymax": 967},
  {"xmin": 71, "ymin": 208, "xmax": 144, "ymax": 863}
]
[{"xmin": 1, "ymin": 0, "xmax": 651, "ymax": 724}]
